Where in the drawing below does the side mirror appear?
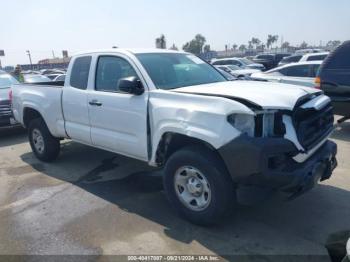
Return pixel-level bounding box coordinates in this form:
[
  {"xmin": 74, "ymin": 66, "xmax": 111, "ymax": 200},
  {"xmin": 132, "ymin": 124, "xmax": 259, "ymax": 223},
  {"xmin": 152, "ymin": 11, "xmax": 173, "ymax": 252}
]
[{"xmin": 117, "ymin": 76, "xmax": 144, "ymax": 95}]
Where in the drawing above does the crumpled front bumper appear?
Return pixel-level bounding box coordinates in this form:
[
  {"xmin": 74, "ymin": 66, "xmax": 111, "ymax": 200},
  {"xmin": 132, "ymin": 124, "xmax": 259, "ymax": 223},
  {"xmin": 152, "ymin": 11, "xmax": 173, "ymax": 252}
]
[{"xmin": 218, "ymin": 135, "xmax": 337, "ymax": 197}]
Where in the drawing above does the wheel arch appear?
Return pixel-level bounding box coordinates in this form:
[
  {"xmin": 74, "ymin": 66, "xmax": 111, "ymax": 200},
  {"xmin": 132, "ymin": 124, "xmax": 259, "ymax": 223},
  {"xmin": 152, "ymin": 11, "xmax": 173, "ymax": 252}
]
[
  {"xmin": 23, "ymin": 107, "xmax": 44, "ymax": 128},
  {"xmin": 153, "ymin": 132, "xmax": 221, "ymax": 167}
]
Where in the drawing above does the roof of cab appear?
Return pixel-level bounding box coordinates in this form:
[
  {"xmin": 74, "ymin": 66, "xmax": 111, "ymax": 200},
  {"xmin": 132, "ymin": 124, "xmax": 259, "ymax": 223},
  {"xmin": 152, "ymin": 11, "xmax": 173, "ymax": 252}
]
[{"xmin": 73, "ymin": 48, "xmax": 187, "ymax": 57}]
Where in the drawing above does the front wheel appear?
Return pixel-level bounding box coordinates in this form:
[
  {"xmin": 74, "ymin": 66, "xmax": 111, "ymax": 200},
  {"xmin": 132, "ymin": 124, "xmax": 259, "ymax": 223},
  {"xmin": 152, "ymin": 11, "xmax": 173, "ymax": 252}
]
[
  {"xmin": 163, "ymin": 146, "xmax": 235, "ymax": 225},
  {"xmin": 28, "ymin": 118, "xmax": 60, "ymax": 162}
]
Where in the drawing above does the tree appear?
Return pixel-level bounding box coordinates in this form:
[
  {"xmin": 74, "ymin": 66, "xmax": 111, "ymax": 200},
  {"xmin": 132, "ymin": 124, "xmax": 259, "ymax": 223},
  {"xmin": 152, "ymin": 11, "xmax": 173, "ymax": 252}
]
[
  {"xmin": 203, "ymin": 44, "xmax": 211, "ymax": 53},
  {"xmin": 267, "ymin": 35, "xmax": 279, "ymax": 49},
  {"xmin": 300, "ymin": 41, "xmax": 308, "ymax": 49},
  {"xmin": 169, "ymin": 43, "xmax": 178, "ymax": 50},
  {"xmin": 326, "ymin": 40, "xmax": 341, "ymax": 49},
  {"xmin": 281, "ymin": 41, "xmax": 290, "ymax": 49},
  {"xmin": 232, "ymin": 44, "xmax": 238, "ymax": 51},
  {"xmin": 248, "ymin": 41, "xmax": 253, "ymax": 50},
  {"xmin": 155, "ymin": 34, "xmax": 166, "ymax": 49},
  {"xmin": 257, "ymin": 44, "xmax": 265, "ymax": 52},
  {"xmin": 182, "ymin": 34, "xmax": 207, "ymax": 55},
  {"xmin": 251, "ymin": 37, "xmax": 261, "ymax": 49},
  {"xmin": 238, "ymin": 44, "xmax": 247, "ymax": 52}
]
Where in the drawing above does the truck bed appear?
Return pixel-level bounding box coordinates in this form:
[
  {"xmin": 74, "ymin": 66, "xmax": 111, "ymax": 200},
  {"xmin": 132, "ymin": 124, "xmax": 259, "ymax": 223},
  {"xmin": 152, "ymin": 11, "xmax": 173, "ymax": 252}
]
[{"xmin": 11, "ymin": 82, "xmax": 67, "ymax": 138}]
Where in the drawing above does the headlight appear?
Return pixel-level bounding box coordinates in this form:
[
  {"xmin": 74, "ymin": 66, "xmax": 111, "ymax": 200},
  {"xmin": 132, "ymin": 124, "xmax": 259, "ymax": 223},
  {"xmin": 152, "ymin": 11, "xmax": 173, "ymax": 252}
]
[{"xmin": 227, "ymin": 114, "xmax": 255, "ymax": 137}]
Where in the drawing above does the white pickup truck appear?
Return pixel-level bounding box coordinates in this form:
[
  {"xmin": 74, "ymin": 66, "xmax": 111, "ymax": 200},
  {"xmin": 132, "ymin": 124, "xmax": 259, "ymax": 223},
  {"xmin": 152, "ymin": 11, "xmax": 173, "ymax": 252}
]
[{"xmin": 12, "ymin": 49, "xmax": 337, "ymax": 225}]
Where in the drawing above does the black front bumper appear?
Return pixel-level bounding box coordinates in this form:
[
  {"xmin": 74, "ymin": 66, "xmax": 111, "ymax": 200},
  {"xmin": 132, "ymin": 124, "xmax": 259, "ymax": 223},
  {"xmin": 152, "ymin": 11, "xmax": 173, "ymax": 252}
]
[{"xmin": 218, "ymin": 135, "xmax": 337, "ymax": 196}]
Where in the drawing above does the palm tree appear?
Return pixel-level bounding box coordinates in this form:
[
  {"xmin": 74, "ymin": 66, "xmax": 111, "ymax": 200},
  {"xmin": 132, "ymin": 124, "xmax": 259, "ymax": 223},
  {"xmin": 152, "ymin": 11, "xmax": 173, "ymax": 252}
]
[
  {"xmin": 267, "ymin": 35, "xmax": 279, "ymax": 49},
  {"xmin": 248, "ymin": 41, "xmax": 253, "ymax": 50},
  {"xmin": 250, "ymin": 38, "xmax": 261, "ymax": 50},
  {"xmin": 232, "ymin": 44, "xmax": 238, "ymax": 51},
  {"xmin": 155, "ymin": 34, "xmax": 166, "ymax": 49},
  {"xmin": 239, "ymin": 44, "xmax": 247, "ymax": 52}
]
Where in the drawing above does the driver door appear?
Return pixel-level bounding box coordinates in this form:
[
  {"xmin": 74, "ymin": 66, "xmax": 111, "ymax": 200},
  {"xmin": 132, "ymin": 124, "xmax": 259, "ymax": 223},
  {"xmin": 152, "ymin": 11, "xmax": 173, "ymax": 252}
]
[{"xmin": 88, "ymin": 55, "xmax": 149, "ymax": 161}]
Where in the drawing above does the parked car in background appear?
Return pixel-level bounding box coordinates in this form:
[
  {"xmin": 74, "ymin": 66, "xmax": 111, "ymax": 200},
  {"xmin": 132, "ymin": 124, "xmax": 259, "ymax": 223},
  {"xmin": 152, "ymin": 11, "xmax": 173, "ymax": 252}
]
[
  {"xmin": 22, "ymin": 70, "xmax": 41, "ymax": 75},
  {"xmin": 11, "ymin": 49, "xmax": 337, "ymax": 225},
  {"xmin": 214, "ymin": 65, "xmax": 260, "ymax": 78},
  {"xmin": 278, "ymin": 52, "xmax": 329, "ymax": 67},
  {"xmin": 278, "ymin": 55, "xmax": 303, "ymax": 66},
  {"xmin": 53, "ymin": 74, "xmax": 66, "ymax": 82},
  {"xmin": 46, "ymin": 74, "xmax": 66, "ymax": 80},
  {"xmin": 211, "ymin": 57, "xmax": 265, "ymax": 70},
  {"xmin": 295, "ymin": 49, "xmax": 325, "ymax": 55},
  {"xmin": 251, "ymin": 61, "xmax": 322, "ymax": 87},
  {"xmin": 299, "ymin": 52, "xmax": 329, "ymax": 62},
  {"xmin": 40, "ymin": 69, "xmax": 66, "ymax": 75},
  {"xmin": 316, "ymin": 40, "xmax": 350, "ymax": 123},
  {"xmin": 252, "ymin": 53, "xmax": 291, "ymax": 70},
  {"xmin": 23, "ymin": 74, "xmax": 52, "ymax": 83},
  {"xmin": 0, "ymin": 70, "xmax": 19, "ymax": 128}
]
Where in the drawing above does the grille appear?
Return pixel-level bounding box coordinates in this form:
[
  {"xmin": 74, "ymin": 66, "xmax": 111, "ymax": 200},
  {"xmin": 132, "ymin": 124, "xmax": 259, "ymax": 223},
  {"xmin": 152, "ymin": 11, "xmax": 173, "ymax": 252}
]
[
  {"xmin": 0, "ymin": 100, "xmax": 12, "ymax": 117},
  {"xmin": 294, "ymin": 102, "xmax": 334, "ymax": 150}
]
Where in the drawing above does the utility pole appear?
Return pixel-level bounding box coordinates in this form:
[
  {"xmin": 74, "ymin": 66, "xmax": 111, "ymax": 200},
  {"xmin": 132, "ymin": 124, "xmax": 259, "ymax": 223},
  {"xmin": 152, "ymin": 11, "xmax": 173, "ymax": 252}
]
[
  {"xmin": 26, "ymin": 50, "xmax": 33, "ymax": 70},
  {"xmin": 52, "ymin": 50, "xmax": 55, "ymax": 58}
]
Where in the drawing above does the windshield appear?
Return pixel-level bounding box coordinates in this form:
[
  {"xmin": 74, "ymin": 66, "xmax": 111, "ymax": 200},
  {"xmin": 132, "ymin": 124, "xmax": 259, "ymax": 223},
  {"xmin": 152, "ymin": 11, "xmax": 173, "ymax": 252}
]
[
  {"xmin": 239, "ymin": 58, "xmax": 253, "ymax": 65},
  {"xmin": 136, "ymin": 53, "xmax": 226, "ymax": 90},
  {"xmin": 0, "ymin": 73, "xmax": 19, "ymax": 89}
]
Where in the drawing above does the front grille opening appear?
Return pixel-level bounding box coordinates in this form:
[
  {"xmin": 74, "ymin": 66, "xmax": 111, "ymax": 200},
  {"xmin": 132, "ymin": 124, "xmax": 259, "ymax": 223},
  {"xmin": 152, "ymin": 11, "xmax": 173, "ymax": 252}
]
[{"xmin": 294, "ymin": 102, "xmax": 334, "ymax": 150}]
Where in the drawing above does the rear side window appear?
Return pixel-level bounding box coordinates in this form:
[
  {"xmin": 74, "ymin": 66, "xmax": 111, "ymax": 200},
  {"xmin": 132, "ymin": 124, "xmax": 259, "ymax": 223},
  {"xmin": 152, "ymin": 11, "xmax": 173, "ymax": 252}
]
[
  {"xmin": 70, "ymin": 56, "xmax": 92, "ymax": 89},
  {"xmin": 307, "ymin": 54, "xmax": 327, "ymax": 61},
  {"xmin": 279, "ymin": 64, "xmax": 310, "ymax": 77}
]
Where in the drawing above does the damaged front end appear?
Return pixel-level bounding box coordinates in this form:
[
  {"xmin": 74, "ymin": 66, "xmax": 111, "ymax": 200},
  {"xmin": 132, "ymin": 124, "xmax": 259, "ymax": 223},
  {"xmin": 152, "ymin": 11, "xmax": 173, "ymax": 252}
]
[{"xmin": 219, "ymin": 94, "xmax": 338, "ymax": 198}]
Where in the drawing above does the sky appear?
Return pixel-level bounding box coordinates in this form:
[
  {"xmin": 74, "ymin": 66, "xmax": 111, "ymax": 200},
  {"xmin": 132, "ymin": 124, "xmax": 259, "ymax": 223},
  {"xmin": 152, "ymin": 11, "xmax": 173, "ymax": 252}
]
[{"xmin": 0, "ymin": 0, "xmax": 349, "ymax": 66}]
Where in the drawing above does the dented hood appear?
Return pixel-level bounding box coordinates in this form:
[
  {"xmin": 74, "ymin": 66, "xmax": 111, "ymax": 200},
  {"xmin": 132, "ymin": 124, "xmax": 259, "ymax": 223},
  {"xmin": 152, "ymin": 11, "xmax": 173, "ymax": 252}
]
[{"xmin": 173, "ymin": 80, "xmax": 321, "ymax": 110}]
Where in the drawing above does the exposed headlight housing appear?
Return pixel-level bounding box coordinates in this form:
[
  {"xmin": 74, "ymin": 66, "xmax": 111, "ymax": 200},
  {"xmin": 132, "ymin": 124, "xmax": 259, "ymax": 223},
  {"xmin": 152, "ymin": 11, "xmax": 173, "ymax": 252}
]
[
  {"xmin": 227, "ymin": 114, "xmax": 255, "ymax": 137},
  {"xmin": 228, "ymin": 111, "xmax": 286, "ymax": 138}
]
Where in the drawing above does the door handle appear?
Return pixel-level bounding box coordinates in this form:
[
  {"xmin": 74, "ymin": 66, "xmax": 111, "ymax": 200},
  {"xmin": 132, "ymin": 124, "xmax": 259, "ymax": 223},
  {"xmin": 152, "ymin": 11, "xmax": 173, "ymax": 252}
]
[{"xmin": 89, "ymin": 100, "xmax": 102, "ymax": 106}]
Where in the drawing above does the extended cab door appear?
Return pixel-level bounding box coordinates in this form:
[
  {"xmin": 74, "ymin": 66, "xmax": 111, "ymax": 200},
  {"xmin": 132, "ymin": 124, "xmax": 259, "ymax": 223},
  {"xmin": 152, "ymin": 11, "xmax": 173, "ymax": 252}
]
[
  {"xmin": 87, "ymin": 54, "xmax": 149, "ymax": 161},
  {"xmin": 62, "ymin": 56, "xmax": 92, "ymax": 144}
]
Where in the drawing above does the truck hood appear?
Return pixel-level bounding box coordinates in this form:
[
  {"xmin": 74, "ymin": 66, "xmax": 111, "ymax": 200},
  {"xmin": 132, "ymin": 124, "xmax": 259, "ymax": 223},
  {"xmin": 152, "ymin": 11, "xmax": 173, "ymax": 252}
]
[{"xmin": 173, "ymin": 81, "xmax": 321, "ymax": 110}]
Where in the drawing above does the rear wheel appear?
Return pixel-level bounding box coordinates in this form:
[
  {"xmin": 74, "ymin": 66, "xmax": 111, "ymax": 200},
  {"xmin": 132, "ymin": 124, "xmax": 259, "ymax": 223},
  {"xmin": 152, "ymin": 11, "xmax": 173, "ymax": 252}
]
[
  {"xmin": 163, "ymin": 146, "xmax": 235, "ymax": 225},
  {"xmin": 28, "ymin": 118, "xmax": 60, "ymax": 162}
]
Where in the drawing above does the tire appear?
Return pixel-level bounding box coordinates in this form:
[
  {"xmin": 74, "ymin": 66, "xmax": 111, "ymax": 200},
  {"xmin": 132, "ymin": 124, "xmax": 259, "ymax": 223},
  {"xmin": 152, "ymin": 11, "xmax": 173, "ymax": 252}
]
[
  {"xmin": 163, "ymin": 146, "xmax": 235, "ymax": 226},
  {"xmin": 28, "ymin": 118, "xmax": 60, "ymax": 162}
]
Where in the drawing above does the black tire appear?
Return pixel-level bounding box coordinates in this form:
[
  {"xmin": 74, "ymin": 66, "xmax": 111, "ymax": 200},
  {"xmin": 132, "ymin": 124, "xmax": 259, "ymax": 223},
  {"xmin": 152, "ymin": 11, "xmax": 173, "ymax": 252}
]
[
  {"xmin": 28, "ymin": 118, "xmax": 60, "ymax": 162},
  {"xmin": 163, "ymin": 146, "xmax": 235, "ymax": 226}
]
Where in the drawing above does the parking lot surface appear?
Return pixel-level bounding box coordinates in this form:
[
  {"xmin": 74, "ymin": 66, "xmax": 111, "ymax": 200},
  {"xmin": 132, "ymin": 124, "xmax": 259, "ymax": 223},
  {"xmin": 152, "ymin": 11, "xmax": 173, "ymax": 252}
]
[{"xmin": 0, "ymin": 122, "xmax": 349, "ymax": 259}]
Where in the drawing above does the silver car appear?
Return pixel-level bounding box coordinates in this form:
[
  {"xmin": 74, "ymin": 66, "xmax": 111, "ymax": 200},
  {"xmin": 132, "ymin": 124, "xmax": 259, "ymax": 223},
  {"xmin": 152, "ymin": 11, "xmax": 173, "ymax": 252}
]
[{"xmin": 250, "ymin": 61, "xmax": 322, "ymax": 88}]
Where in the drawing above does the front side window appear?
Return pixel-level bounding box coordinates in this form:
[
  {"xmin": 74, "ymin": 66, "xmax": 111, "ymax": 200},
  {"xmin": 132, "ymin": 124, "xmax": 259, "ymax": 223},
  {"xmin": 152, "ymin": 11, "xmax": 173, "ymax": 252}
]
[
  {"xmin": 70, "ymin": 56, "xmax": 92, "ymax": 90},
  {"xmin": 136, "ymin": 53, "xmax": 226, "ymax": 90},
  {"xmin": 280, "ymin": 65, "xmax": 310, "ymax": 77},
  {"xmin": 95, "ymin": 56, "xmax": 138, "ymax": 92}
]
